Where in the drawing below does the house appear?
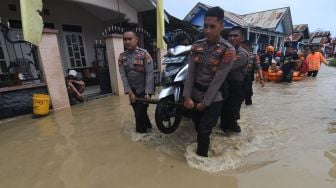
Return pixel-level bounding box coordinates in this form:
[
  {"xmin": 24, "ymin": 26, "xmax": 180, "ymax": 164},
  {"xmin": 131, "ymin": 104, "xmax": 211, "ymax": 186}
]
[
  {"xmin": 309, "ymin": 31, "xmax": 333, "ymax": 56},
  {"xmin": 0, "ymin": 0, "xmax": 159, "ymax": 119},
  {"xmin": 284, "ymin": 24, "xmax": 310, "ymax": 51},
  {"xmin": 183, "ymin": 2, "xmax": 293, "ymax": 52},
  {"xmin": 332, "ymin": 38, "xmax": 336, "ymax": 56}
]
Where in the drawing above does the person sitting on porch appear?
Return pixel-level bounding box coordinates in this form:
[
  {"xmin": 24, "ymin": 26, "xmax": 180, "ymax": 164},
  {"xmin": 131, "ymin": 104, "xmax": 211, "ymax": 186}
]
[{"xmin": 67, "ymin": 70, "xmax": 85, "ymax": 104}]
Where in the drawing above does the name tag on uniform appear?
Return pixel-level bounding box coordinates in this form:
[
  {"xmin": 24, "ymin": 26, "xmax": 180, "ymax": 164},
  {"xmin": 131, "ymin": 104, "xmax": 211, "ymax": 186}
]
[{"xmin": 135, "ymin": 54, "xmax": 144, "ymax": 65}]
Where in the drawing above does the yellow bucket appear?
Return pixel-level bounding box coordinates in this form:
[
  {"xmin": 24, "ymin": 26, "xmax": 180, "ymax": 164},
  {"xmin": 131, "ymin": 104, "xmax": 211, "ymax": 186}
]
[{"xmin": 33, "ymin": 94, "xmax": 50, "ymax": 116}]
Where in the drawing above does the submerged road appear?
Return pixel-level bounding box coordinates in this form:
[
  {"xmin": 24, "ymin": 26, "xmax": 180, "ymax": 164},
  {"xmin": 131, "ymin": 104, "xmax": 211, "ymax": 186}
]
[{"xmin": 0, "ymin": 66, "xmax": 335, "ymax": 188}]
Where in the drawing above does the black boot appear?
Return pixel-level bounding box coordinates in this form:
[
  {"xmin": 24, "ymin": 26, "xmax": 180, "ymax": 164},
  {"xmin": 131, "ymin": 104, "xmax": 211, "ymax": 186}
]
[
  {"xmin": 245, "ymin": 97, "xmax": 252, "ymax": 105},
  {"xmin": 196, "ymin": 135, "xmax": 210, "ymax": 157},
  {"xmin": 230, "ymin": 122, "xmax": 241, "ymax": 133},
  {"xmin": 145, "ymin": 114, "xmax": 152, "ymax": 129}
]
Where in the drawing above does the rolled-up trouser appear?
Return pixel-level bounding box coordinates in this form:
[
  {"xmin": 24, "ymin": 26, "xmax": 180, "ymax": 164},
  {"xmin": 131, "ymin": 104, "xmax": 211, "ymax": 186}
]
[
  {"xmin": 221, "ymin": 80, "xmax": 245, "ymax": 129},
  {"xmin": 131, "ymin": 91, "xmax": 151, "ymax": 133},
  {"xmin": 191, "ymin": 101, "xmax": 222, "ymax": 157}
]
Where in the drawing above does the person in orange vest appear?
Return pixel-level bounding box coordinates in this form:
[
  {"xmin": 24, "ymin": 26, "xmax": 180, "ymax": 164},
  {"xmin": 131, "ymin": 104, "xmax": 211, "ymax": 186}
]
[{"xmin": 306, "ymin": 47, "xmax": 328, "ymax": 77}]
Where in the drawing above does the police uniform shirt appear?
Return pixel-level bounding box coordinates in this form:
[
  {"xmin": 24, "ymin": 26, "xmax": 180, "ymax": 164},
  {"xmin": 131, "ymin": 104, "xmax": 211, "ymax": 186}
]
[
  {"xmin": 227, "ymin": 46, "xmax": 249, "ymax": 82},
  {"xmin": 183, "ymin": 37, "xmax": 235, "ymax": 106},
  {"xmin": 118, "ymin": 47, "xmax": 154, "ymax": 95}
]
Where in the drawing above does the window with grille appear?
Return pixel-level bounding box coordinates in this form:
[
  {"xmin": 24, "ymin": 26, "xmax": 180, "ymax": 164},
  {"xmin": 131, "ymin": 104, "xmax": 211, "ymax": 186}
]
[
  {"xmin": 62, "ymin": 25, "xmax": 87, "ymax": 68},
  {"xmin": 64, "ymin": 33, "xmax": 87, "ymax": 68}
]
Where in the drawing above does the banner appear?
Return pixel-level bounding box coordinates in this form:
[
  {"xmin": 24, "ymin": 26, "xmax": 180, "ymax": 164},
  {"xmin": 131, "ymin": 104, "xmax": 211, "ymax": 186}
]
[
  {"xmin": 156, "ymin": 0, "xmax": 166, "ymax": 49},
  {"xmin": 20, "ymin": 0, "xmax": 43, "ymax": 46}
]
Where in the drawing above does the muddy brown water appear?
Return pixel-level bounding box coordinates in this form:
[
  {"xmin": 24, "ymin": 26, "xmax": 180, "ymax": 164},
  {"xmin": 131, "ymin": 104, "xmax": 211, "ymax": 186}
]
[{"xmin": 0, "ymin": 66, "xmax": 335, "ymax": 188}]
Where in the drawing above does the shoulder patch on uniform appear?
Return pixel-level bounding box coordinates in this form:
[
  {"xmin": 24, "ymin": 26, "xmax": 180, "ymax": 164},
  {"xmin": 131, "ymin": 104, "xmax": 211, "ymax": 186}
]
[
  {"xmin": 191, "ymin": 41, "xmax": 206, "ymax": 63},
  {"xmin": 223, "ymin": 49, "xmax": 235, "ymax": 64},
  {"xmin": 118, "ymin": 52, "xmax": 128, "ymax": 65}
]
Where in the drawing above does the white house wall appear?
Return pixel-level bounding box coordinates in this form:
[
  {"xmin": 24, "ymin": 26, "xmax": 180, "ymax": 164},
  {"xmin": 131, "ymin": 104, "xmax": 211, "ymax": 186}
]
[
  {"xmin": 68, "ymin": 0, "xmax": 138, "ymax": 23},
  {"xmin": 43, "ymin": 0, "xmax": 105, "ymax": 73}
]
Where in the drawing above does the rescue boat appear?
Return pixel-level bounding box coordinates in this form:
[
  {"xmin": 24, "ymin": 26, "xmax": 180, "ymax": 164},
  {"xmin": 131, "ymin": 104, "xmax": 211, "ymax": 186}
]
[{"xmin": 256, "ymin": 71, "xmax": 304, "ymax": 82}]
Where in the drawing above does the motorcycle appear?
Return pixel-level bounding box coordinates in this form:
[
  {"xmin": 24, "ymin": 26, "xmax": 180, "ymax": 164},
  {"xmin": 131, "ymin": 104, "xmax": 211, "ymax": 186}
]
[{"xmin": 154, "ymin": 44, "xmax": 191, "ymax": 134}]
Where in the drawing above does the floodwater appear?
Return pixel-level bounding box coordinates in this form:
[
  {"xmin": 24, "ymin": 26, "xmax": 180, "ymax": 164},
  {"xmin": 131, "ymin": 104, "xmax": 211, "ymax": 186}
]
[{"xmin": 1, "ymin": 66, "xmax": 336, "ymax": 188}]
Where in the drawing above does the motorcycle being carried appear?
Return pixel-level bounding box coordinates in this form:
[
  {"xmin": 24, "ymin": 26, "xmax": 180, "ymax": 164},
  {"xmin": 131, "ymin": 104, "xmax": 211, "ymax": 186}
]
[{"xmin": 154, "ymin": 45, "xmax": 191, "ymax": 134}]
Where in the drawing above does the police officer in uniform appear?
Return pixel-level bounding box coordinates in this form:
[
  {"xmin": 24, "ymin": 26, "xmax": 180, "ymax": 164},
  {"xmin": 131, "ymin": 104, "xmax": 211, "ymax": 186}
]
[
  {"xmin": 183, "ymin": 7, "xmax": 235, "ymax": 157},
  {"xmin": 242, "ymin": 42, "xmax": 265, "ymax": 105},
  {"xmin": 119, "ymin": 30, "xmax": 154, "ymax": 133},
  {"xmin": 220, "ymin": 26, "xmax": 249, "ymax": 133}
]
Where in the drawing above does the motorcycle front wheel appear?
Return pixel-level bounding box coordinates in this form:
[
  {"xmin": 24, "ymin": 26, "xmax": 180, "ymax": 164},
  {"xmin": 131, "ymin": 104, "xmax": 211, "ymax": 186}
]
[{"xmin": 155, "ymin": 96, "xmax": 182, "ymax": 134}]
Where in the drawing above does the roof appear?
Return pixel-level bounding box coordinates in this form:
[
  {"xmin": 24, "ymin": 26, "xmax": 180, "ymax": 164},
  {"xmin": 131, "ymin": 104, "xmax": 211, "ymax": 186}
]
[
  {"xmin": 285, "ymin": 33, "xmax": 303, "ymax": 42},
  {"xmin": 183, "ymin": 2, "xmax": 249, "ymax": 27},
  {"xmin": 241, "ymin": 7, "xmax": 288, "ymax": 29},
  {"xmin": 310, "ymin": 31, "xmax": 330, "ymax": 38},
  {"xmin": 126, "ymin": 0, "xmax": 156, "ymax": 12},
  {"xmin": 183, "ymin": 2, "xmax": 292, "ymax": 35},
  {"xmin": 224, "ymin": 11, "xmax": 249, "ymax": 27},
  {"xmin": 293, "ymin": 24, "xmax": 308, "ymax": 33}
]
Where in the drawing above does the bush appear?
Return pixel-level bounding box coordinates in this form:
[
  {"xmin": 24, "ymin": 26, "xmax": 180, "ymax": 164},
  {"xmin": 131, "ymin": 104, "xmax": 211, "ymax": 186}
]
[{"xmin": 329, "ymin": 58, "xmax": 336, "ymax": 67}]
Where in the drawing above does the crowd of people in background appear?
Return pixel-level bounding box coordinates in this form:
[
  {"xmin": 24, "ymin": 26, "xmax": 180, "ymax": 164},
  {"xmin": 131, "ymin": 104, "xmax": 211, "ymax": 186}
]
[{"xmin": 257, "ymin": 44, "xmax": 328, "ymax": 83}]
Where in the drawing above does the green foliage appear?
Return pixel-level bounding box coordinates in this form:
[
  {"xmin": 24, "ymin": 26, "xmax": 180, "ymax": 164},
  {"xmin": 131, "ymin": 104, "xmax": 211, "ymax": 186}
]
[{"xmin": 328, "ymin": 58, "xmax": 336, "ymax": 67}]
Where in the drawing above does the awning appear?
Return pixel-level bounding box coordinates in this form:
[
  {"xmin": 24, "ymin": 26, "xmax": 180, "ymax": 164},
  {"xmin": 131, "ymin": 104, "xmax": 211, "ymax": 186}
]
[{"xmin": 311, "ymin": 37, "xmax": 327, "ymax": 44}]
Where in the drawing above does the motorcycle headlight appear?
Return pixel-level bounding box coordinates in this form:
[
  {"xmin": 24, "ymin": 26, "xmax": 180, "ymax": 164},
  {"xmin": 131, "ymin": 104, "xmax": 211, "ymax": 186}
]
[{"xmin": 164, "ymin": 56, "xmax": 186, "ymax": 64}]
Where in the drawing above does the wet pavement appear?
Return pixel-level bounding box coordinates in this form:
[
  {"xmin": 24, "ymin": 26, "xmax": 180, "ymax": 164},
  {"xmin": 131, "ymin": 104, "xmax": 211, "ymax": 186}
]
[{"xmin": 0, "ymin": 66, "xmax": 336, "ymax": 188}]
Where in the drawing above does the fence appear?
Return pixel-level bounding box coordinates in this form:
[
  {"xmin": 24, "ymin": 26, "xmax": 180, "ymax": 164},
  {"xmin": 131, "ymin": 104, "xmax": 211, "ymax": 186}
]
[{"xmin": 0, "ymin": 21, "xmax": 43, "ymax": 88}]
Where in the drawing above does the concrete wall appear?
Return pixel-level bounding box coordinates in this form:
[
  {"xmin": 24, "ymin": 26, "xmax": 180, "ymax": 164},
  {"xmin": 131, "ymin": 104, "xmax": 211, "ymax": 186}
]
[{"xmin": 0, "ymin": 86, "xmax": 48, "ymax": 119}]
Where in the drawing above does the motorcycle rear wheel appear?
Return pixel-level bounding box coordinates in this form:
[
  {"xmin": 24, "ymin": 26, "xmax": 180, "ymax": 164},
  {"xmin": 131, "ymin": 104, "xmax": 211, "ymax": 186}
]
[{"xmin": 155, "ymin": 97, "xmax": 182, "ymax": 134}]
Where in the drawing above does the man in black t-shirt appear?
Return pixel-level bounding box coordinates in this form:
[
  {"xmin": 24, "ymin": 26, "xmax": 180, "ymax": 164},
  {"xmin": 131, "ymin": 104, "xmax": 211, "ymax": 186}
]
[{"xmin": 280, "ymin": 48, "xmax": 299, "ymax": 83}]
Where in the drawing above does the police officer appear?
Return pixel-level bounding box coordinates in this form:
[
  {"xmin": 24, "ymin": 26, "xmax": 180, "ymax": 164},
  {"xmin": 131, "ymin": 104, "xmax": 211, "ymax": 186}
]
[
  {"xmin": 220, "ymin": 26, "xmax": 249, "ymax": 133},
  {"xmin": 118, "ymin": 30, "xmax": 154, "ymax": 133},
  {"xmin": 242, "ymin": 42, "xmax": 265, "ymax": 105},
  {"xmin": 183, "ymin": 7, "xmax": 235, "ymax": 157}
]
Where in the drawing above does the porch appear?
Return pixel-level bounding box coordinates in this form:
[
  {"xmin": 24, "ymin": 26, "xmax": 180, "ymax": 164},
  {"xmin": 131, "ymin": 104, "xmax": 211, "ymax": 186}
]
[{"xmin": 0, "ymin": 0, "xmax": 158, "ymax": 119}]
